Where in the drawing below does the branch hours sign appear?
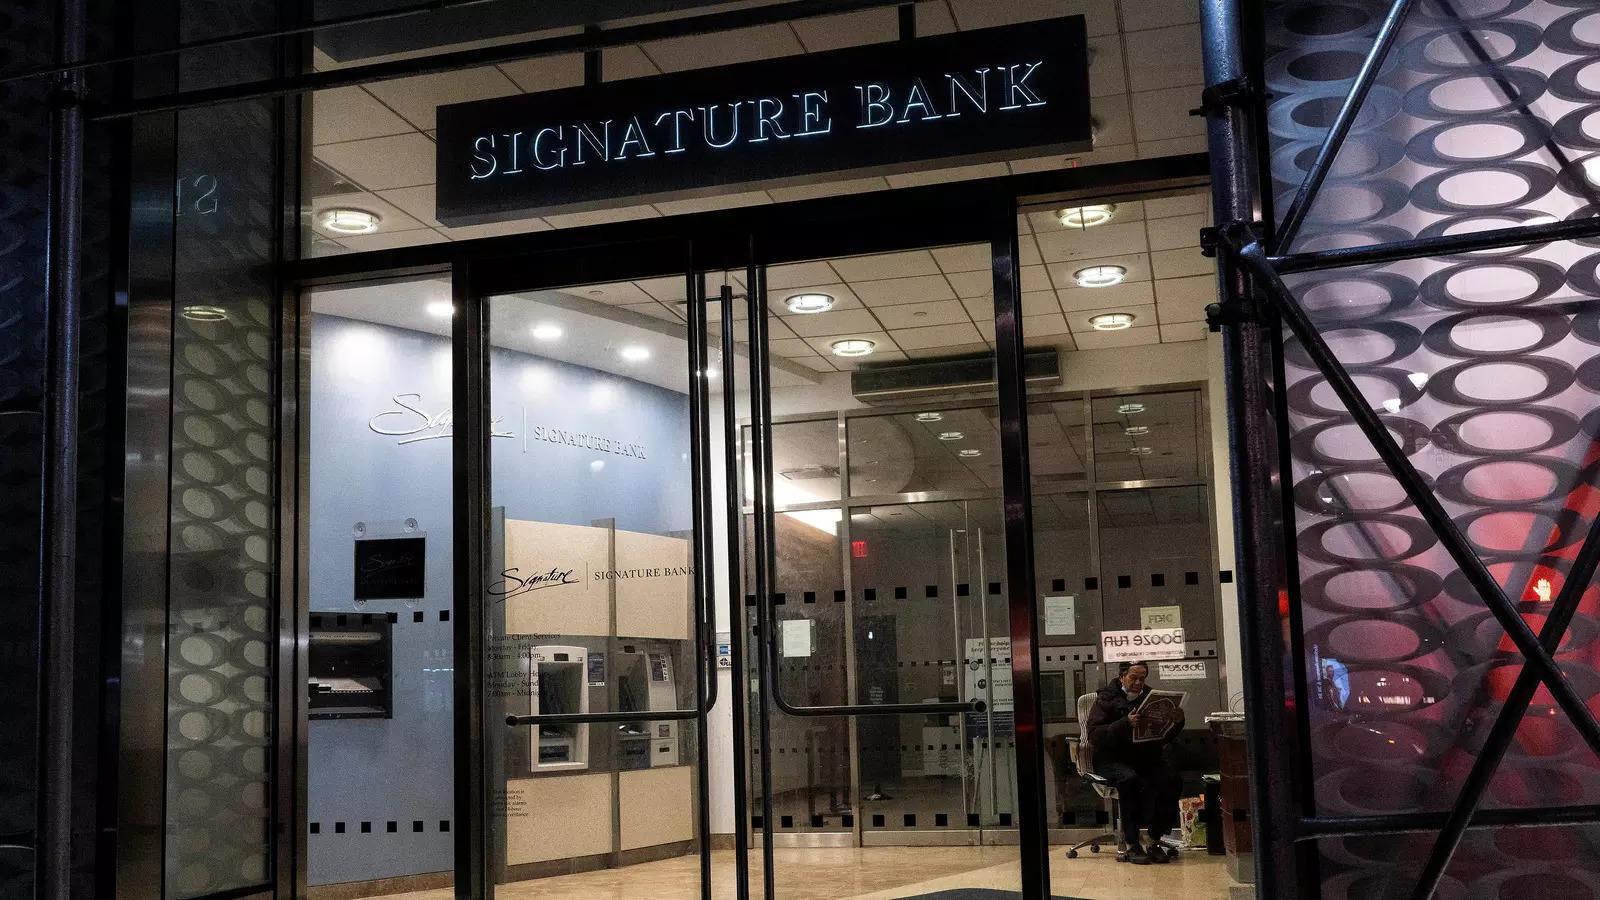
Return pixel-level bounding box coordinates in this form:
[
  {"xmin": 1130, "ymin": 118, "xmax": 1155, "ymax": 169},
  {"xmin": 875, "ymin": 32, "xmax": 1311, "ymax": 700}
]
[{"xmin": 435, "ymin": 17, "xmax": 1091, "ymax": 224}]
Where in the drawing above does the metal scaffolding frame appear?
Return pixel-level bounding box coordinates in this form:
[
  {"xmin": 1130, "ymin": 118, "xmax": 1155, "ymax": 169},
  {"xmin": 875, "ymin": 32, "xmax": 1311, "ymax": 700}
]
[{"xmin": 1200, "ymin": 0, "xmax": 1600, "ymax": 897}]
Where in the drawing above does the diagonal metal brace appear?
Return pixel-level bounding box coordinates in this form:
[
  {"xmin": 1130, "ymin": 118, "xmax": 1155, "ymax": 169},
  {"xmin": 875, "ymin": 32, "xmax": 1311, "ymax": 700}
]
[
  {"xmin": 1407, "ymin": 508, "xmax": 1600, "ymax": 900},
  {"xmin": 1218, "ymin": 228, "xmax": 1600, "ymax": 762}
]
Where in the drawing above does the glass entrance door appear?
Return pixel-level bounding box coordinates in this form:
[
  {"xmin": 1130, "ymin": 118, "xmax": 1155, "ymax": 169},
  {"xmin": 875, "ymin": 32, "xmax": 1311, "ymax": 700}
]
[{"xmin": 462, "ymin": 241, "xmax": 719, "ymax": 899}]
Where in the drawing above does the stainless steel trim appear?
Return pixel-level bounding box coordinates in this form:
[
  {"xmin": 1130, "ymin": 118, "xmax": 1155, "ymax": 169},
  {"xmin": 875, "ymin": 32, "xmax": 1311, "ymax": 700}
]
[{"xmin": 861, "ymin": 830, "xmax": 982, "ymax": 847}]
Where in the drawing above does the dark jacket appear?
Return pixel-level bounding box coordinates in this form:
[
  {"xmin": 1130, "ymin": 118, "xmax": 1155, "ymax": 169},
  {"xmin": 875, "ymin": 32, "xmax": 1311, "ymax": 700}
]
[{"xmin": 1085, "ymin": 680, "xmax": 1179, "ymax": 771}]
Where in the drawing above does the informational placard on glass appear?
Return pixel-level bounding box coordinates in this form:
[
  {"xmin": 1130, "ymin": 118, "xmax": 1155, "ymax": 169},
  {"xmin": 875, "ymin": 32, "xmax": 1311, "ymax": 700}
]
[{"xmin": 1101, "ymin": 627, "xmax": 1186, "ymax": 662}]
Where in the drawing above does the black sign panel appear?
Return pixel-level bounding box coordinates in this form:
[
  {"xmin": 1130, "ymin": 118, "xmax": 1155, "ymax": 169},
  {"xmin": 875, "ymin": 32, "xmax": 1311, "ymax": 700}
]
[
  {"xmin": 436, "ymin": 17, "xmax": 1090, "ymax": 224},
  {"xmin": 354, "ymin": 536, "xmax": 427, "ymax": 600}
]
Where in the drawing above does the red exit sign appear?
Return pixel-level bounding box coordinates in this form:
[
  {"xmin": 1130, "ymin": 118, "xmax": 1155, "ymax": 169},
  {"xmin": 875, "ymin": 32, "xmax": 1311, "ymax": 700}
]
[{"xmin": 851, "ymin": 540, "xmax": 868, "ymax": 558}]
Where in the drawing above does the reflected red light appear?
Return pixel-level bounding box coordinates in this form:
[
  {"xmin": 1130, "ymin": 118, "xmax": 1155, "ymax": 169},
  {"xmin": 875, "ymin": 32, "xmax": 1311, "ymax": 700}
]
[{"xmin": 852, "ymin": 540, "xmax": 868, "ymax": 558}]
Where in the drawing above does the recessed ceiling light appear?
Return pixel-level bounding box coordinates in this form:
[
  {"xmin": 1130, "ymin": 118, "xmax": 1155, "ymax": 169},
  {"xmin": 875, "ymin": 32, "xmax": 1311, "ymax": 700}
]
[
  {"xmin": 425, "ymin": 301, "xmax": 454, "ymax": 318},
  {"xmin": 785, "ymin": 292, "xmax": 835, "ymax": 314},
  {"xmin": 914, "ymin": 412, "xmax": 944, "ymax": 423},
  {"xmin": 619, "ymin": 345, "xmax": 650, "ymax": 362},
  {"xmin": 318, "ymin": 207, "xmax": 381, "ymax": 235},
  {"xmin": 703, "ymin": 367, "xmax": 718, "ymax": 380},
  {"xmin": 1118, "ymin": 402, "xmax": 1146, "ymax": 415},
  {"xmin": 938, "ymin": 431, "xmax": 965, "ymax": 441},
  {"xmin": 958, "ymin": 448, "xmax": 983, "ymax": 458},
  {"xmin": 1124, "ymin": 425, "xmax": 1149, "ymax": 436},
  {"xmin": 830, "ymin": 339, "xmax": 875, "ymax": 357},
  {"xmin": 1089, "ymin": 312, "xmax": 1135, "ymax": 331},
  {"xmin": 181, "ymin": 305, "xmax": 227, "ymax": 322},
  {"xmin": 1057, "ymin": 204, "xmax": 1117, "ymax": 229},
  {"xmin": 531, "ymin": 322, "xmax": 563, "ymax": 341},
  {"xmin": 1129, "ymin": 446, "xmax": 1154, "ymax": 457},
  {"xmin": 1075, "ymin": 265, "xmax": 1128, "ymax": 288}
]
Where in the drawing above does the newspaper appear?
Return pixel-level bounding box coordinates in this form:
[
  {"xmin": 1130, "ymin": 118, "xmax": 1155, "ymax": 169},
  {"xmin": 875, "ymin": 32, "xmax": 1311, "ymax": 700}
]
[{"xmin": 1131, "ymin": 689, "xmax": 1187, "ymax": 743}]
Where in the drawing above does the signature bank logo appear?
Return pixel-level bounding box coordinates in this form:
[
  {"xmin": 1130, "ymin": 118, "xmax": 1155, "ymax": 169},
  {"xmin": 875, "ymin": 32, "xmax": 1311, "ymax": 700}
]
[{"xmin": 368, "ymin": 393, "xmax": 514, "ymax": 445}]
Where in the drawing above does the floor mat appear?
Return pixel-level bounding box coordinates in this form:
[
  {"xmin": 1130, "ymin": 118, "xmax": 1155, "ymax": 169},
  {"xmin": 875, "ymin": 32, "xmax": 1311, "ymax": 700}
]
[{"xmin": 898, "ymin": 891, "xmax": 1090, "ymax": 900}]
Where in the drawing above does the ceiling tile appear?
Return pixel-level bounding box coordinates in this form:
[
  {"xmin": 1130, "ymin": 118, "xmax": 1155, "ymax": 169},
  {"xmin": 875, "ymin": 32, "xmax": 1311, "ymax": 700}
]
[
  {"xmin": 1059, "ymin": 279, "xmax": 1156, "ymax": 312},
  {"xmin": 364, "ymin": 66, "xmax": 519, "ymax": 131},
  {"xmin": 315, "ymin": 133, "xmax": 437, "ymax": 191},
  {"xmin": 440, "ymin": 217, "xmax": 552, "ymax": 240},
  {"xmin": 375, "ymin": 185, "xmax": 440, "ymax": 227},
  {"xmin": 948, "ymin": 0, "xmax": 1118, "ymax": 36},
  {"xmin": 830, "ymin": 250, "xmax": 941, "ymax": 281},
  {"xmin": 1138, "ymin": 135, "xmax": 1208, "ymax": 158},
  {"xmin": 1131, "ymin": 88, "xmax": 1207, "ymax": 142},
  {"xmin": 889, "ymin": 322, "xmax": 985, "ymax": 350},
  {"xmin": 962, "ymin": 292, "xmax": 1057, "ymax": 319},
  {"xmin": 642, "ymin": 24, "xmax": 804, "ymax": 72},
  {"xmin": 771, "ymin": 338, "xmax": 818, "ymax": 359},
  {"xmin": 948, "ymin": 270, "xmax": 992, "ymax": 298},
  {"xmin": 1019, "ymin": 234, "xmax": 1043, "ymax": 266},
  {"xmin": 494, "ymin": 53, "xmax": 583, "ymax": 93},
  {"xmin": 633, "ymin": 276, "xmax": 687, "ymax": 304},
  {"xmin": 791, "ymin": 354, "xmax": 839, "ymax": 372},
  {"xmin": 1145, "ymin": 193, "xmax": 1209, "ymax": 218},
  {"xmin": 620, "ymin": 301, "xmax": 682, "ymax": 323},
  {"xmin": 1089, "ymin": 93, "xmax": 1135, "ymax": 147},
  {"xmin": 1021, "ymin": 265, "xmax": 1052, "ymax": 293},
  {"xmin": 1023, "ymin": 313, "xmax": 1072, "ymax": 336},
  {"xmin": 905, "ymin": 341, "xmax": 992, "ymax": 359},
  {"xmin": 334, "ymin": 228, "xmax": 447, "ymax": 252},
  {"xmin": 1124, "ymin": 24, "xmax": 1204, "ymax": 93},
  {"xmin": 783, "ymin": 308, "xmax": 883, "ymax": 338},
  {"xmin": 1121, "ymin": 0, "xmax": 1201, "ymax": 30},
  {"xmin": 1025, "ymin": 329, "xmax": 1077, "ymax": 351},
  {"xmin": 1145, "ymin": 213, "xmax": 1205, "ymax": 251},
  {"xmin": 789, "ymin": 7, "xmax": 896, "ymax": 51},
  {"xmin": 852, "ymin": 274, "xmax": 957, "ymax": 306},
  {"xmin": 767, "ymin": 262, "xmax": 843, "ymax": 289},
  {"xmin": 554, "ymin": 282, "xmax": 654, "ymax": 305},
  {"xmin": 1073, "ymin": 325, "xmax": 1161, "ymax": 349},
  {"xmin": 766, "ymin": 176, "xmax": 892, "ymax": 203},
  {"xmin": 1160, "ymin": 322, "xmax": 1209, "ymax": 342},
  {"xmin": 931, "ymin": 244, "xmax": 991, "ymax": 274},
  {"xmin": 872, "ymin": 299, "xmax": 972, "ymax": 330},
  {"xmin": 1035, "ymin": 221, "xmax": 1149, "ymax": 263},
  {"xmin": 311, "ymin": 86, "xmax": 414, "ymax": 145},
  {"xmin": 1088, "ymin": 40, "xmax": 1127, "ymax": 97},
  {"xmin": 1066, "ymin": 303, "xmax": 1158, "ymax": 333},
  {"xmin": 1155, "ymin": 273, "xmax": 1215, "ymax": 307},
  {"xmin": 1150, "ymin": 247, "xmax": 1213, "ymax": 279}
]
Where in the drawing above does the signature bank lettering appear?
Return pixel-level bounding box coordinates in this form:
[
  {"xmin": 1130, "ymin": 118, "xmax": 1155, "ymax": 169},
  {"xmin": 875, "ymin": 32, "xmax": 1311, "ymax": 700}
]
[
  {"xmin": 466, "ymin": 62, "xmax": 1047, "ymax": 180},
  {"xmin": 489, "ymin": 567, "xmax": 581, "ymax": 602}
]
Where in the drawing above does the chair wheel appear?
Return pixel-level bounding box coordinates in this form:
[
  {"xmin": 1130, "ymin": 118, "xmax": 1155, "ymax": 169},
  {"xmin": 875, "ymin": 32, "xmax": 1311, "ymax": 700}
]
[
  {"xmin": 1090, "ymin": 843, "xmax": 1100, "ymax": 853},
  {"xmin": 1067, "ymin": 849, "xmax": 1079, "ymax": 859}
]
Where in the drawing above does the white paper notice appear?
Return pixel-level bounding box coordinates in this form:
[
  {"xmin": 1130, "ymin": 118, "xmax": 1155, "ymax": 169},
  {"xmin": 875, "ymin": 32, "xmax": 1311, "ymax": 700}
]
[
  {"xmin": 1043, "ymin": 595, "xmax": 1077, "ymax": 635},
  {"xmin": 1101, "ymin": 627, "xmax": 1186, "ymax": 662},
  {"xmin": 1158, "ymin": 660, "xmax": 1208, "ymax": 681},
  {"xmin": 780, "ymin": 619, "xmax": 814, "ymax": 658}
]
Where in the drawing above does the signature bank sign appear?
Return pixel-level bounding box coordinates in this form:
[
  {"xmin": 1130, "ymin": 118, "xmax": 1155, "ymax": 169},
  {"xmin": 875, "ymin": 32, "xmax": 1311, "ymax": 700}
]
[{"xmin": 435, "ymin": 17, "xmax": 1090, "ymax": 223}]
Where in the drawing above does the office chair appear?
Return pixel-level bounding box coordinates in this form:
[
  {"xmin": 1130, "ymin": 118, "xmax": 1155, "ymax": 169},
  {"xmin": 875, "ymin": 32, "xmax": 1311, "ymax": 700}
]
[{"xmin": 1065, "ymin": 692, "xmax": 1124, "ymax": 860}]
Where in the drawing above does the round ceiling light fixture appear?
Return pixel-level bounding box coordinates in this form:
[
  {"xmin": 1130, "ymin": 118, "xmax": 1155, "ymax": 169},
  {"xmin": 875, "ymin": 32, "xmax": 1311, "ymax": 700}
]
[
  {"xmin": 1124, "ymin": 425, "xmax": 1149, "ymax": 436},
  {"xmin": 914, "ymin": 412, "xmax": 944, "ymax": 423},
  {"xmin": 958, "ymin": 448, "xmax": 983, "ymax": 458},
  {"xmin": 1088, "ymin": 312, "xmax": 1136, "ymax": 331},
  {"xmin": 619, "ymin": 344, "xmax": 651, "ymax": 362},
  {"xmin": 1057, "ymin": 203, "xmax": 1117, "ymax": 229},
  {"xmin": 1118, "ymin": 402, "xmax": 1146, "ymax": 415},
  {"xmin": 785, "ymin": 292, "xmax": 835, "ymax": 314},
  {"xmin": 1129, "ymin": 446, "xmax": 1154, "ymax": 457},
  {"xmin": 938, "ymin": 431, "xmax": 965, "ymax": 442},
  {"xmin": 531, "ymin": 322, "xmax": 563, "ymax": 341},
  {"xmin": 318, "ymin": 207, "xmax": 381, "ymax": 235},
  {"xmin": 180, "ymin": 305, "xmax": 228, "ymax": 322},
  {"xmin": 425, "ymin": 301, "xmax": 454, "ymax": 318},
  {"xmin": 830, "ymin": 339, "xmax": 875, "ymax": 358},
  {"xmin": 1075, "ymin": 264, "xmax": 1128, "ymax": 288}
]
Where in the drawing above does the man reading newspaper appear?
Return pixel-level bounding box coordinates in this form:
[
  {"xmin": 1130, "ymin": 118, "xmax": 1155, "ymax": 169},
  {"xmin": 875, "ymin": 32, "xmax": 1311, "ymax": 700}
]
[{"xmin": 1085, "ymin": 661, "xmax": 1187, "ymax": 864}]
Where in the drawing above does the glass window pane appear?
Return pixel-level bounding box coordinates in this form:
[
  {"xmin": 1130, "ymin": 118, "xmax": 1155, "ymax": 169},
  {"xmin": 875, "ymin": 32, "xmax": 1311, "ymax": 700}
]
[
  {"xmin": 1092, "ymin": 390, "xmax": 1203, "ymax": 483},
  {"xmin": 848, "ymin": 408, "xmax": 1002, "ymax": 495}
]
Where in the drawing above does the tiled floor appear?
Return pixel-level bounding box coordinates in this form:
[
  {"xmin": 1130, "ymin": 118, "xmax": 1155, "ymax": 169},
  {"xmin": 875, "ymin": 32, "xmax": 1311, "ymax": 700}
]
[{"xmin": 382, "ymin": 846, "xmax": 1236, "ymax": 899}]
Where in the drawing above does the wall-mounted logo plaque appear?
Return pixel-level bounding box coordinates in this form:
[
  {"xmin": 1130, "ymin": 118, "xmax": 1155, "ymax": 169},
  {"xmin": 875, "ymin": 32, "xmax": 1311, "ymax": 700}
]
[{"xmin": 435, "ymin": 17, "xmax": 1090, "ymax": 224}]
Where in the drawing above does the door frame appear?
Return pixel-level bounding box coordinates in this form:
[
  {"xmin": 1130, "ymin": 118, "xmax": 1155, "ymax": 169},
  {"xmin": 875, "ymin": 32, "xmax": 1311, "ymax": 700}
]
[{"xmin": 286, "ymin": 155, "xmax": 1212, "ymax": 900}]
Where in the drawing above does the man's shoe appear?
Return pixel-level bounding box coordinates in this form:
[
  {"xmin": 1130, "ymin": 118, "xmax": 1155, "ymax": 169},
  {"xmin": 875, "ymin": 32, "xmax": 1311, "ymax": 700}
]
[
  {"xmin": 1124, "ymin": 845, "xmax": 1152, "ymax": 865},
  {"xmin": 1149, "ymin": 844, "xmax": 1172, "ymax": 863}
]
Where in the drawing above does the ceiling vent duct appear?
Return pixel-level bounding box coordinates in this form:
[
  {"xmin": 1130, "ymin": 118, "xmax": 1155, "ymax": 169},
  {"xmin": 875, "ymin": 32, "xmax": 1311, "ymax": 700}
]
[{"xmin": 850, "ymin": 350, "xmax": 1061, "ymax": 404}]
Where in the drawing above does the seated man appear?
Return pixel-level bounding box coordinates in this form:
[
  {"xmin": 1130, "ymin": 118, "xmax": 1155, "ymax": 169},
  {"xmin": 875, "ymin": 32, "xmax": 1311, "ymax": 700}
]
[{"xmin": 1085, "ymin": 661, "xmax": 1185, "ymax": 864}]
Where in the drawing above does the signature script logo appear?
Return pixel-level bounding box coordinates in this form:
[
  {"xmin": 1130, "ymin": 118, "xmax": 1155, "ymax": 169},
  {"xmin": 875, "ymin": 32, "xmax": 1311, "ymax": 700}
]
[
  {"xmin": 359, "ymin": 553, "xmax": 414, "ymax": 576},
  {"xmin": 369, "ymin": 393, "xmax": 514, "ymax": 445},
  {"xmin": 488, "ymin": 566, "xmax": 581, "ymax": 602}
]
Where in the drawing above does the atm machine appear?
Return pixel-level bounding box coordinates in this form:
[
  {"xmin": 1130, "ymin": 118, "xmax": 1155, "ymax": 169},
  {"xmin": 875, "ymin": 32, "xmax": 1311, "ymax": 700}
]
[
  {"xmin": 529, "ymin": 645, "xmax": 589, "ymax": 771},
  {"xmin": 615, "ymin": 642, "xmax": 680, "ymax": 770}
]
